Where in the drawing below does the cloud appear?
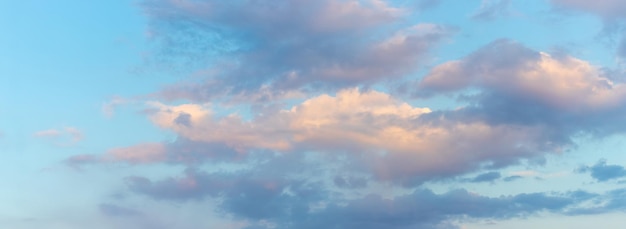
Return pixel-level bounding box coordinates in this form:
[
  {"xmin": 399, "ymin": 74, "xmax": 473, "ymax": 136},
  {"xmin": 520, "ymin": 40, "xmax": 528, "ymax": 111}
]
[
  {"xmin": 417, "ymin": 39, "xmax": 626, "ymax": 137},
  {"xmin": 65, "ymin": 139, "xmax": 241, "ymax": 167},
  {"xmin": 468, "ymin": 171, "xmax": 501, "ymax": 183},
  {"xmin": 146, "ymin": 88, "xmax": 430, "ymax": 153},
  {"xmin": 576, "ymin": 159, "xmax": 626, "ymax": 182},
  {"xmin": 140, "ymin": 0, "xmax": 454, "ymax": 102},
  {"xmin": 566, "ymin": 188, "xmax": 626, "ymax": 215},
  {"xmin": 66, "ymin": 143, "xmax": 166, "ymax": 166},
  {"xmin": 125, "ymin": 167, "xmax": 327, "ymax": 221},
  {"xmin": 114, "ymin": 88, "xmax": 563, "ymax": 185},
  {"xmin": 124, "ymin": 167, "xmax": 619, "ymax": 229},
  {"xmin": 102, "ymin": 96, "xmax": 132, "ymax": 118},
  {"xmin": 100, "ymin": 143, "xmax": 167, "ymax": 164},
  {"xmin": 49, "ymin": 2, "xmax": 626, "ymax": 229},
  {"xmin": 502, "ymin": 175, "xmax": 523, "ymax": 182},
  {"xmin": 34, "ymin": 129, "xmax": 62, "ymax": 138},
  {"xmin": 550, "ymin": 0, "xmax": 626, "ymax": 61},
  {"xmin": 33, "ymin": 127, "xmax": 84, "ymax": 146},
  {"xmin": 125, "ymin": 170, "xmax": 215, "ymax": 201},
  {"xmin": 471, "ymin": 0, "xmax": 512, "ymax": 21},
  {"xmin": 550, "ymin": 0, "xmax": 626, "ymax": 19},
  {"xmin": 72, "ymin": 83, "xmax": 626, "ymax": 228},
  {"xmin": 413, "ymin": 0, "xmax": 443, "ymax": 10},
  {"xmin": 289, "ymin": 189, "xmax": 586, "ymax": 229},
  {"xmin": 334, "ymin": 176, "xmax": 368, "ymax": 189}
]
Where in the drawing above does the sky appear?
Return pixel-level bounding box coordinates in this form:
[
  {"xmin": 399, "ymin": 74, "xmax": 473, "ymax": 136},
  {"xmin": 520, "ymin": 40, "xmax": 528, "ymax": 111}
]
[{"xmin": 1, "ymin": 0, "xmax": 626, "ymax": 228}]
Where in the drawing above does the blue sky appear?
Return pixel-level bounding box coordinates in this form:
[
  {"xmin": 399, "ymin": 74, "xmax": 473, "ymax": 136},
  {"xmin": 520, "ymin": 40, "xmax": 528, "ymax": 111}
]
[{"xmin": 2, "ymin": 0, "xmax": 626, "ymax": 228}]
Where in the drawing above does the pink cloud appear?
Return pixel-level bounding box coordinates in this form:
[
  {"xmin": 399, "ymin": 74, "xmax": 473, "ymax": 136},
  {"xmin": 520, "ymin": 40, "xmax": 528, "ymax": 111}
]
[
  {"xmin": 418, "ymin": 39, "xmax": 626, "ymax": 113},
  {"xmin": 33, "ymin": 129, "xmax": 63, "ymax": 138},
  {"xmin": 103, "ymin": 143, "xmax": 167, "ymax": 164},
  {"xmin": 67, "ymin": 143, "xmax": 166, "ymax": 166},
  {"xmin": 33, "ymin": 127, "xmax": 84, "ymax": 146},
  {"xmin": 139, "ymin": 88, "xmax": 558, "ymax": 184}
]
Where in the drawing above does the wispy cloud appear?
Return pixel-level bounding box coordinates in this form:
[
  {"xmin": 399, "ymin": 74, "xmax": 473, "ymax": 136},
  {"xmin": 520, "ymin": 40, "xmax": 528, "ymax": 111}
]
[
  {"xmin": 33, "ymin": 129, "xmax": 63, "ymax": 138},
  {"xmin": 551, "ymin": 0, "xmax": 626, "ymax": 19},
  {"xmin": 33, "ymin": 127, "xmax": 83, "ymax": 146},
  {"xmin": 102, "ymin": 96, "xmax": 133, "ymax": 118},
  {"xmin": 550, "ymin": 0, "xmax": 626, "ymax": 62},
  {"xmin": 471, "ymin": 0, "xmax": 512, "ymax": 21}
]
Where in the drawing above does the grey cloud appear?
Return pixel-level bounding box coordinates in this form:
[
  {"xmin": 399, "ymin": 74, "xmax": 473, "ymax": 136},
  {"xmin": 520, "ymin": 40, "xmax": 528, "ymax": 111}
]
[
  {"xmin": 503, "ymin": 175, "xmax": 523, "ymax": 182},
  {"xmin": 124, "ymin": 151, "xmax": 325, "ymax": 201},
  {"xmin": 126, "ymin": 166, "xmax": 611, "ymax": 229},
  {"xmin": 416, "ymin": 39, "xmax": 626, "ymax": 140},
  {"xmin": 566, "ymin": 188, "xmax": 626, "ymax": 215},
  {"xmin": 469, "ymin": 171, "xmax": 501, "ymax": 183},
  {"xmin": 161, "ymin": 138, "xmax": 244, "ymax": 165},
  {"xmin": 174, "ymin": 112, "xmax": 192, "ymax": 127},
  {"xmin": 126, "ymin": 167, "xmax": 327, "ymax": 221},
  {"xmin": 266, "ymin": 188, "xmax": 619, "ymax": 229},
  {"xmin": 221, "ymin": 179, "xmax": 325, "ymax": 221},
  {"xmin": 140, "ymin": 0, "xmax": 454, "ymax": 102},
  {"xmin": 334, "ymin": 176, "xmax": 368, "ymax": 189},
  {"xmin": 551, "ymin": 0, "xmax": 626, "ymax": 19},
  {"xmin": 600, "ymin": 67, "xmax": 626, "ymax": 83},
  {"xmin": 125, "ymin": 170, "xmax": 221, "ymax": 201},
  {"xmin": 417, "ymin": 39, "xmax": 540, "ymax": 97},
  {"xmin": 602, "ymin": 188, "xmax": 626, "ymax": 211},
  {"xmin": 109, "ymin": 145, "xmax": 626, "ymax": 228},
  {"xmin": 576, "ymin": 159, "xmax": 626, "ymax": 182}
]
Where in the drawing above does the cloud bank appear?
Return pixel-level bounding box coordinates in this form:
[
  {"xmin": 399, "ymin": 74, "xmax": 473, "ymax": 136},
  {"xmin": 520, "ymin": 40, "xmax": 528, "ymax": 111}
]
[{"xmin": 60, "ymin": 1, "xmax": 626, "ymax": 228}]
